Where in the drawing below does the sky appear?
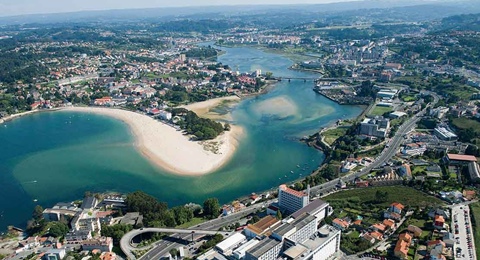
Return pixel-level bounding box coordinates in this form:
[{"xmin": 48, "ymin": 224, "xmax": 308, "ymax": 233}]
[{"xmin": 0, "ymin": 0, "xmax": 357, "ymax": 17}]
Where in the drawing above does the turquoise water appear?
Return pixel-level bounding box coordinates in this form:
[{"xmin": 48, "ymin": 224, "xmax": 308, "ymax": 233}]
[{"xmin": 0, "ymin": 46, "xmax": 362, "ymax": 231}]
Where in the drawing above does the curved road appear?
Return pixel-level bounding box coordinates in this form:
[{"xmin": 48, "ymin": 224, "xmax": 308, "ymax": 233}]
[
  {"xmin": 310, "ymin": 91, "xmax": 439, "ymax": 196},
  {"xmin": 121, "ymin": 201, "xmax": 272, "ymax": 259},
  {"xmin": 121, "ymin": 92, "xmax": 439, "ymax": 259},
  {"xmin": 120, "ymin": 228, "xmax": 231, "ymax": 258}
]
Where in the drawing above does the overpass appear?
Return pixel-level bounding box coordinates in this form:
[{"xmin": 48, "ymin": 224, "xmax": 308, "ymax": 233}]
[{"xmin": 120, "ymin": 227, "xmax": 230, "ymax": 259}]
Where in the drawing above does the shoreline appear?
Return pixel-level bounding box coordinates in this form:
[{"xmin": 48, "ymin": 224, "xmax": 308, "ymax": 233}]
[
  {"xmin": 0, "ymin": 109, "xmax": 62, "ymax": 124},
  {"xmin": 62, "ymin": 106, "xmax": 244, "ymax": 176},
  {"xmin": 181, "ymin": 95, "xmax": 241, "ymax": 120}
]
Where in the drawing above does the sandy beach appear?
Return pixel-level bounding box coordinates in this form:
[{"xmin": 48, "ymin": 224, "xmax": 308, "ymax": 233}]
[
  {"xmin": 63, "ymin": 107, "xmax": 243, "ymax": 176},
  {"xmin": 182, "ymin": 96, "xmax": 241, "ymax": 120}
]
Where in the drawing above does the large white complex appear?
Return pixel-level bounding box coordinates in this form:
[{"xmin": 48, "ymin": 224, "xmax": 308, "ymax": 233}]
[
  {"xmin": 278, "ymin": 184, "xmax": 309, "ymax": 214},
  {"xmin": 244, "ymin": 199, "xmax": 340, "ymax": 260},
  {"xmin": 359, "ymin": 117, "xmax": 390, "ymax": 138},
  {"xmin": 434, "ymin": 126, "xmax": 457, "ymax": 141}
]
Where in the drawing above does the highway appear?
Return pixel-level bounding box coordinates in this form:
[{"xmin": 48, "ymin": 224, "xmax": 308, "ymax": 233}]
[
  {"xmin": 121, "ymin": 200, "xmax": 273, "ymax": 259},
  {"xmin": 120, "ymin": 228, "xmax": 231, "ymax": 257},
  {"xmin": 123, "ymin": 92, "xmax": 439, "ymax": 260},
  {"xmin": 309, "ymin": 91, "xmax": 439, "ymax": 197}
]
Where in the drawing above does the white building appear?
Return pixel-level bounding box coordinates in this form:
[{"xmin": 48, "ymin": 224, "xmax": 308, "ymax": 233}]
[
  {"xmin": 233, "ymin": 239, "xmax": 260, "ymax": 259},
  {"xmin": 341, "ymin": 161, "xmax": 357, "ymax": 173},
  {"xmin": 359, "ymin": 117, "xmax": 390, "ymax": 138},
  {"xmin": 278, "ymin": 184, "xmax": 309, "ymax": 214},
  {"xmin": 215, "ymin": 233, "xmax": 247, "ymax": 255},
  {"xmin": 434, "ymin": 127, "xmax": 457, "ymax": 141}
]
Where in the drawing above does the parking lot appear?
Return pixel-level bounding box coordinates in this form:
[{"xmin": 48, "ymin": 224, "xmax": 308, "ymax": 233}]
[{"xmin": 451, "ymin": 205, "xmax": 477, "ymax": 260}]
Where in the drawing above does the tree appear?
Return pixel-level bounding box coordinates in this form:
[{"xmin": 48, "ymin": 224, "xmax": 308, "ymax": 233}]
[
  {"xmin": 172, "ymin": 206, "xmax": 194, "ymax": 226},
  {"xmin": 32, "ymin": 205, "xmax": 44, "ymax": 221},
  {"xmin": 170, "ymin": 248, "xmax": 179, "ymax": 258},
  {"xmin": 276, "ymin": 210, "xmax": 283, "ymax": 220},
  {"xmin": 224, "ymin": 123, "xmax": 231, "ymax": 131},
  {"xmin": 48, "ymin": 222, "xmax": 69, "ymax": 238},
  {"xmin": 374, "ymin": 190, "xmax": 388, "ymax": 203},
  {"xmin": 203, "ymin": 198, "xmax": 220, "ymax": 219}
]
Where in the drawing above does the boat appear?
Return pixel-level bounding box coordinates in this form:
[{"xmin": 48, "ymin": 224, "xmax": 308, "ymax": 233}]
[
  {"xmin": 296, "ymin": 165, "xmax": 300, "ymax": 168},
  {"xmin": 33, "ymin": 199, "xmax": 38, "ymax": 202},
  {"xmin": 290, "ymin": 171, "xmax": 294, "ymax": 174}
]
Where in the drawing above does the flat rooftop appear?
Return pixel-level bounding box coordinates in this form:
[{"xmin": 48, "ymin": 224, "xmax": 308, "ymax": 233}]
[
  {"xmin": 246, "ymin": 237, "xmax": 281, "ymax": 258},
  {"xmin": 447, "ymin": 154, "xmax": 477, "ymax": 162},
  {"xmin": 291, "ymin": 199, "xmax": 327, "ymax": 219},
  {"xmin": 299, "ymin": 225, "xmax": 340, "ymax": 259}
]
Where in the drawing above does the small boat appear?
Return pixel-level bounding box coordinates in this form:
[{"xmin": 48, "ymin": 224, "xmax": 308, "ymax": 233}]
[
  {"xmin": 290, "ymin": 171, "xmax": 294, "ymax": 174},
  {"xmin": 33, "ymin": 199, "xmax": 38, "ymax": 202},
  {"xmin": 296, "ymin": 165, "xmax": 300, "ymax": 168},
  {"xmin": 284, "ymin": 175, "xmax": 287, "ymax": 177}
]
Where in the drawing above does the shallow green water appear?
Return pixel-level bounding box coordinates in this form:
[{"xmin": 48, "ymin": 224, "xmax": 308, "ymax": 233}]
[{"xmin": 0, "ymin": 45, "xmax": 362, "ymax": 230}]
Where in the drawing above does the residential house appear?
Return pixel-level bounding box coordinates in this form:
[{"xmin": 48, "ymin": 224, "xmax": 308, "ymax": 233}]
[
  {"xmin": 394, "ymin": 233, "xmax": 412, "ymax": 260},
  {"xmin": 434, "ymin": 215, "xmax": 445, "ymax": 230},
  {"xmin": 362, "ymin": 233, "xmax": 376, "ymax": 244},
  {"xmin": 369, "ymin": 231, "xmax": 383, "ymax": 241},
  {"xmin": 332, "ymin": 218, "xmax": 350, "ymax": 231},
  {"xmin": 407, "ymin": 225, "xmax": 423, "ymax": 237},
  {"xmin": 94, "ymin": 97, "xmax": 113, "ymax": 106},
  {"xmin": 384, "ymin": 211, "xmax": 401, "ymax": 221},
  {"xmin": 383, "ymin": 219, "xmax": 395, "ymax": 230},
  {"xmin": 371, "ymin": 223, "xmax": 386, "ymax": 233},
  {"xmin": 428, "ymin": 208, "xmax": 449, "ymax": 220},
  {"xmin": 442, "ymin": 233, "xmax": 455, "ymax": 247},
  {"xmin": 428, "ymin": 240, "xmax": 447, "ymax": 260},
  {"xmin": 222, "ymin": 205, "xmax": 235, "ymax": 216},
  {"xmin": 390, "ymin": 202, "xmax": 405, "ymax": 214},
  {"xmin": 397, "ymin": 164, "xmax": 412, "ymax": 178}
]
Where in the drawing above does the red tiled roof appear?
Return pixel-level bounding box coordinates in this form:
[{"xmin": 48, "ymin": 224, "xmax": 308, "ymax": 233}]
[
  {"xmin": 391, "ymin": 202, "xmax": 405, "ymax": 210},
  {"xmin": 333, "ymin": 218, "xmax": 350, "ymax": 228},
  {"xmin": 447, "ymin": 154, "xmax": 477, "ymax": 162},
  {"xmin": 279, "ymin": 184, "xmax": 307, "ymax": 197}
]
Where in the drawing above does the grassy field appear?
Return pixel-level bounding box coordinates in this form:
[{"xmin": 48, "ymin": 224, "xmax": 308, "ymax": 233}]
[
  {"xmin": 451, "ymin": 117, "xmax": 480, "ymax": 133},
  {"xmin": 325, "ymin": 186, "xmax": 445, "ymax": 208},
  {"xmin": 444, "ymin": 85, "xmax": 478, "ymax": 100},
  {"xmin": 322, "ymin": 127, "xmax": 348, "ymax": 145},
  {"xmin": 401, "ymin": 95, "xmax": 416, "ymax": 102},
  {"xmin": 176, "ymin": 217, "xmax": 205, "ymax": 229},
  {"xmin": 369, "ymin": 105, "xmax": 393, "ymax": 117},
  {"xmin": 470, "ymin": 202, "xmax": 480, "ymax": 258}
]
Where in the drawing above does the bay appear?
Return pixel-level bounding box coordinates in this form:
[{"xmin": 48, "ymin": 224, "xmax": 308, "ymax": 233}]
[{"xmin": 0, "ymin": 45, "xmax": 363, "ymax": 231}]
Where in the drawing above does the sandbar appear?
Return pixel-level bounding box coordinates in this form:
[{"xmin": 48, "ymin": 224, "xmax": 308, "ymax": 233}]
[
  {"xmin": 254, "ymin": 96, "xmax": 298, "ymax": 118},
  {"xmin": 62, "ymin": 107, "xmax": 243, "ymax": 176},
  {"xmin": 182, "ymin": 95, "xmax": 241, "ymax": 121}
]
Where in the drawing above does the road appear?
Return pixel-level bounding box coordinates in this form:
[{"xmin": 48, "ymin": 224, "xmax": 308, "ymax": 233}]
[
  {"xmin": 310, "ymin": 91, "xmax": 439, "ymax": 197},
  {"xmin": 121, "ymin": 200, "xmax": 272, "ymax": 259},
  {"xmin": 120, "ymin": 228, "xmax": 231, "ymax": 255},
  {"xmin": 122, "ymin": 92, "xmax": 439, "ymax": 259}
]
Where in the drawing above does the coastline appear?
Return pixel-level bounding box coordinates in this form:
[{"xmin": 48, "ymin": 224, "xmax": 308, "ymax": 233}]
[
  {"xmin": 0, "ymin": 109, "xmax": 61, "ymax": 124},
  {"xmin": 62, "ymin": 107, "xmax": 243, "ymax": 176},
  {"xmin": 181, "ymin": 95, "xmax": 241, "ymax": 120}
]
